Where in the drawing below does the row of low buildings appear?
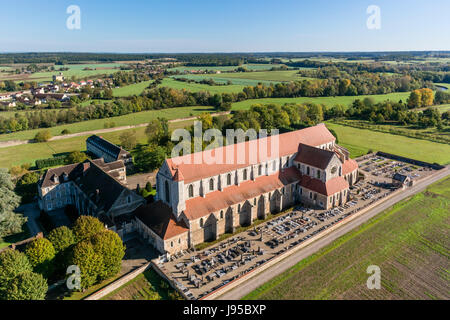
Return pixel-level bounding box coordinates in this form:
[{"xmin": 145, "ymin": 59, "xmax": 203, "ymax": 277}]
[
  {"xmin": 38, "ymin": 124, "xmax": 360, "ymax": 256},
  {"xmin": 0, "ymin": 73, "xmax": 112, "ymax": 108}
]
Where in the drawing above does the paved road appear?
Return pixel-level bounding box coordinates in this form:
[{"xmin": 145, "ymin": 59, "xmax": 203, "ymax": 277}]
[{"xmin": 216, "ymin": 167, "xmax": 450, "ymax": 300}]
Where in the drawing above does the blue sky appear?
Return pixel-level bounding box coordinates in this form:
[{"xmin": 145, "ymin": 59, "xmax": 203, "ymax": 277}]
[{"xmin": 1, "ymin": 0, "xmax": 449, "ymax": 52}]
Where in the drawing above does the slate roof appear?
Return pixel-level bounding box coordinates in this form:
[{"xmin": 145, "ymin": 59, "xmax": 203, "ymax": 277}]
[
  {"xmin": 87, "ymin": 135, "xmax": 131, "ymax": 161},
  {"xmin": 39, "ymin": 159, "xmax": 127, "ymax": 213},
  {"xmin": 294, "ymin": 143, "xmax": 336, "ymax": 169},
  {"xmin": 393, "ymin": 173, "xmax": 409, "ymax": 183}
]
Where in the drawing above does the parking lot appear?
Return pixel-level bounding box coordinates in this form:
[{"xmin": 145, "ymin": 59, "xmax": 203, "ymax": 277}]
[{"xmin": 153, "ymin": 154, "xmax": 441, "ymax": 300}]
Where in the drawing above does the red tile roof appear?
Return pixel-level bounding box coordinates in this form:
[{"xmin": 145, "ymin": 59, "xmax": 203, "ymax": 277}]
[
  {"xmin": 184, "ymin": 167, "xmax": 302, "ymax": 220},
  {"xmin": 166, "ymin": 124, "xmax": 335, "ymax": 184},
  {"xmin": 342, "ymin": 158, "xmax": 358, "ymax": 175},
  {"xmin": 134, "ymin": 201, "xmax": 189, "ymax": 240},
  {"xmin": 299, "ymin": 175, "xmax": 349, "ymax": 196}
]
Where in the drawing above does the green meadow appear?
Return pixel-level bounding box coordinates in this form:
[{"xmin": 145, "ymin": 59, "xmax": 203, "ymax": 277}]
[
  {"xmin": 0, "ymin": 106, "xmax": 214, "ymax": 143},
  {"xmin": 325, "ymin": 122, "xmax": 450, "ymax": 164},
  {"xmin": 232, "ymin": 92, "xmax": 411, "ymax": 110}
]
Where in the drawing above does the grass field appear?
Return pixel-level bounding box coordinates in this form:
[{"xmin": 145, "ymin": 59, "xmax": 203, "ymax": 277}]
[
  {"xmin": 167, "ymin": 64, "xmax": 286, "ymax": 73},
  {"xmin": 180, "ymin": 70, "xmax": 315, "ymax": 84},
  {"xmin": 0, "ymin": 117, "xmax": 196, "ymax": 168},
  {"xmin": 112, "ymin": 80, "xmax": 153, "ymax": 97},
  {"xmin": 161, "ymin": 78, "xmax": 246, "ymax": 93},
  {"xmin": 0, "ymin": 226, "xmax": 30, "ymax": 250},
  {"xmin": 0, "ymin": 63, "xmax": 126, "ymax": 82},
  {"xmin": 232, "ymin": 92, "xmax": 411, "ymax": 110},
  {"xmin": 325, "ymin": 122, "xmax": 450, "ymax": 164},
  {"xmin": 245, "ymin": 177, "xmax": 450, "ymax": 300},
  {"xmin": 0, "ymin": 106, "xmax": 214, "ymax": 143},
  {"xmin": 102, "ymin": 269, "xmax": 180, "ymax": 300}
]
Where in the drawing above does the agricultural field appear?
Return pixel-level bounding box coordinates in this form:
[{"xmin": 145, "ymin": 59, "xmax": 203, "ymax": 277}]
[
  {"xmin": 167, "ymin": 63, "xmax": 287, "ymax": 72},
  {"xmin": 180, "ymin": 70, "xmax": 316, "ymax": 83},
  {"xmin": 325, "ymin": 122, "xmax": 450, "ymax": 164},
  {"xmin": 245, "ymin": 177, "xmax": 450, "ymax": 300},
  {"xmin": 160, "ymin": 78, "xmax": 246, "ymax": 93},
  {"xmin": 232, "ymin": 92, "xmax": 411, "ymax": 110}
]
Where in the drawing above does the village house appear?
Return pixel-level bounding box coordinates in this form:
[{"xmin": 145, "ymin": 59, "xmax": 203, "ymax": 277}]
[
  {"xmin": 38, "ymin": 158, "xmax": 144, "ymax": 222},
  {"xmin": 133, "ymin": 123, "xmax": 359, "ymax": 255}
]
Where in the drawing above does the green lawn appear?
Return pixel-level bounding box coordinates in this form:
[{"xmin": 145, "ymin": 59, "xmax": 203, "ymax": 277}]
[
  {"xmin": 325, "ymin": 122, "xmax": 450, "ymax": 164},
  {"xmin": 232, "ymin": 92, "xmax": 411, "ymax": 110},
  {"xmin": 245, "ymin": 177, "xmax": 450, "ymax": 300},
  {"xmin": 0, "ymin": 226, "xmax": 30, "ymax": 250},
  {"xmin": 0, "ymin": 118, "xmax": 197, "ymax": 169},
  {"xmin": 112, "ymin": 80, "xmax": 153, "ymax": 97}
]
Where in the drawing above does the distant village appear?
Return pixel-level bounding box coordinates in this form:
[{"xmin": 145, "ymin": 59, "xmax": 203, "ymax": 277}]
[{"xmin": 0, "ymin": 72, "xmax": 114, "ymax": 108}]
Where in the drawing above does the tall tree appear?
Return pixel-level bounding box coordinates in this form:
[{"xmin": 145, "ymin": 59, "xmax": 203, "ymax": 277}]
[{"xmin": 0, "ymin": 169, "xmax": 26, "ymax": 239}]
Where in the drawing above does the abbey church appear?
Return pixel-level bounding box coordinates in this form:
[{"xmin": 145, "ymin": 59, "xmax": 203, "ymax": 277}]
[{"xmin": 133, "ymin": 123, "xmax": 359, "ymax": 255}]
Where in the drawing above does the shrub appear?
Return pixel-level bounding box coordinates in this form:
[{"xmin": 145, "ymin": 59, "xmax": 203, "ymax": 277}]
[
  {"xmin": 61, "ymin": 129, "xmax": 70, "ymax": 135},
  {"xmin": 72, "ymin": 216, "xmax": 105, "ymax": 241},
  {"xmin": 35, "ymin": 155, "xmax": 67, "ymax": 169},
  {"xmin": 34, "ymin": 130, "xmax": 52, "ymax": 143},
  {"xmin": 24, "ymin": 238, "xmax": 56, "ymax": 278},
  {"xmin": 48, "ymin": 226, "xmax": 76, "ymax": 253},
  {"xmin": 0, "ymin": 249, "xmax": 33, "ymax": 298},
  {"xmin": 90, "ymin": 230, "xmax": 125, "ymax": 280},
  {"xmin": 4, "ymin": 272, "xmax": 48, "ymax": 300},
  {"xmin": 65, "ymin": 151, "xmax": 87, "ymax": 164}
]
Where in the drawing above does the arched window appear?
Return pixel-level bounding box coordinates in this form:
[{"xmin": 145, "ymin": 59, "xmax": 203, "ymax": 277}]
[
  {"xmin": 165, "ymin": 181, "xmax": 170, "ymax": 203},
  {"xmin": 178, "ymin": 238, "xmax": 181, "ymax": 244},
  {"xmin": 238, "ymin": 204, "xmax": 241, "ymax": 212},
  {"xmin": 258, "ymin": 165, "xmax": 262, "ymax": 175},
  {"xmin": 200, "ymin": 218, "xmax": 204, "ymax": 227},
  {"xmin": 243, "ymin": 169, "xmax": 248, "ymax": 180},
  {"xmin": 170, "ymin": 241, "xmax": 173, "ymax": 247},
  {"xmin": 220, "ymin": 210, "xmax": 223, "ymax": 219},
  {"xmin": 188, "ymin": 184, "xmax": 194, "ymax": 198},
  {"xmin": 307, "ymin": 166, "xmax": 310, "ymax": 175},
  {"xmin": 227, "ymin": 173, "xmax": 232, "ymax": 185},
  {"xmin": 339, "ymin": 167, "xmax": 342, "ymax": 176}
]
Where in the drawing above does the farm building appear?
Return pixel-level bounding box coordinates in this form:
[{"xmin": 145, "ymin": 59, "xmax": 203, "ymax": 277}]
[{"xmin": 86, "ymin": 135, "xmax": 133, "ymax": 167}]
